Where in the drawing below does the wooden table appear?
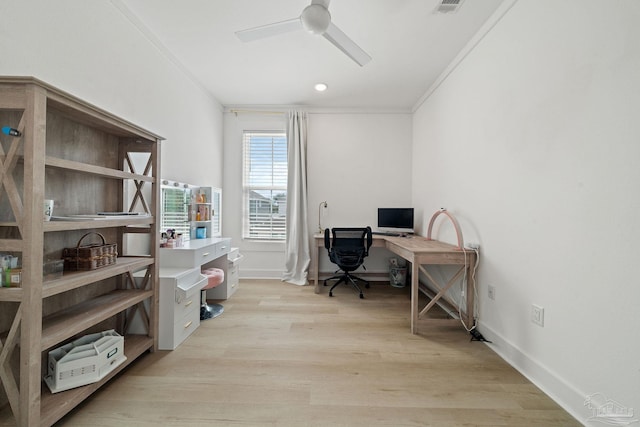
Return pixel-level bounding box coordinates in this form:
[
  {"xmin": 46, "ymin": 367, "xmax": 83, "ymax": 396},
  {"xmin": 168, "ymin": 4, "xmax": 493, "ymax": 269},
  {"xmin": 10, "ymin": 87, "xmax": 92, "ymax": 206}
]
[{"xmin": 312, "ymin": 234, "xmax": 477, "ymax": 334}]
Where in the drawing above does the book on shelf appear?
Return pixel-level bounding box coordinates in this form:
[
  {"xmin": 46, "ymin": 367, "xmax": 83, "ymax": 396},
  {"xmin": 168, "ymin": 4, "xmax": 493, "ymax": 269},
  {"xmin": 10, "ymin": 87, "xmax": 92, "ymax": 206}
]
[{"xmin": 52, "ymin": 213, "xmax": 151, "ymax": 221}]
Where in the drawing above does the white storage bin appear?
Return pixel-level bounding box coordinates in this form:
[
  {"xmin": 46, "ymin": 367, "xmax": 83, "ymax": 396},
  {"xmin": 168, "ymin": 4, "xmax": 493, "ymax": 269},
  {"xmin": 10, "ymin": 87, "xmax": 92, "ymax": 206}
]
[{"xmin": 44, "ymin": 330, "xmax": 126, "ymax": 393}]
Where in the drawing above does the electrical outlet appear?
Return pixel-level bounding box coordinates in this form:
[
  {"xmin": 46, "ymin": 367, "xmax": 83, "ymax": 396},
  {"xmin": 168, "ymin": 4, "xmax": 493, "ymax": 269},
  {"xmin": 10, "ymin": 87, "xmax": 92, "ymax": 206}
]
[
  {"xmin": 531, "ymin": 304, "xmax": 544, "ymax": 327},
  {"xmin": 488, "ymin": 285, "xmax": 495, "ymax": 300}
]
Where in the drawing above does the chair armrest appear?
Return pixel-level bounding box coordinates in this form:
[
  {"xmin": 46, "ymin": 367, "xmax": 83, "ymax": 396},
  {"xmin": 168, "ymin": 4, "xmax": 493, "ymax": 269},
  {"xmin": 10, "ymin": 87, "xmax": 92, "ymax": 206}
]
[
  {"xmin": 324, "ymin": 228, "xmax": 330, "ymax": 250},
  {"xmin": 365, "ymin": 226, "xmax": 373, "ymax": 253}
]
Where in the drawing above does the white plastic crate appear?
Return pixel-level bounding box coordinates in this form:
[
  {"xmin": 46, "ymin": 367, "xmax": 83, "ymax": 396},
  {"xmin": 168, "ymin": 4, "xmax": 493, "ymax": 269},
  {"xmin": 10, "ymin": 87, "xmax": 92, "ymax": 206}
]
[{"xmin": 44, "ymin": 330, "xmax": 126, "ymax": 393}]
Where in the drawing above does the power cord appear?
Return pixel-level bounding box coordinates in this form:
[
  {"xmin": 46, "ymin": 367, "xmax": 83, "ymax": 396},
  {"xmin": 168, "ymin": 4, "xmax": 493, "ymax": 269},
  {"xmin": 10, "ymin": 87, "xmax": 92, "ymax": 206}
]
[
  {"xmin": 460, "ymin": 247, "xmax": 490, "ymax": 342},
  {"xmin": 469, "ymin": 328, "xmax": 492, "ymax": 343},
  {"xmin": 457, "ymin": 246, "xmax": 493, "ymax": 344}
]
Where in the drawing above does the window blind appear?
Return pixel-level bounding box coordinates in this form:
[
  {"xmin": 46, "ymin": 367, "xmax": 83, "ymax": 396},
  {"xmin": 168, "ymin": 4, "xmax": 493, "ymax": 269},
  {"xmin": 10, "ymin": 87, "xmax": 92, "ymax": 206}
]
[{"xmin": 242, "ymin": 131, "xmax": 287, "ymax": 240}]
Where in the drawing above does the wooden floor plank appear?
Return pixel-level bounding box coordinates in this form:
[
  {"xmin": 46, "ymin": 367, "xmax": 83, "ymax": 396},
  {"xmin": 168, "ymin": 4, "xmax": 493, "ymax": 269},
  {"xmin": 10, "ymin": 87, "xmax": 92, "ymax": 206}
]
[{"xmin": 50, "ymin": 279, "xmax": 580, "ymax": 427}]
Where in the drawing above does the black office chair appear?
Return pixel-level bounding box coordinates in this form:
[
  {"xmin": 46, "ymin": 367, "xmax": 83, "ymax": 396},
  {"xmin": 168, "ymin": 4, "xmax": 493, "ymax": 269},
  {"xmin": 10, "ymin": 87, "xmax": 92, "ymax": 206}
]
[{"xmin": 323, "ymin": 227, "xmax": 373, "ymax": 299}]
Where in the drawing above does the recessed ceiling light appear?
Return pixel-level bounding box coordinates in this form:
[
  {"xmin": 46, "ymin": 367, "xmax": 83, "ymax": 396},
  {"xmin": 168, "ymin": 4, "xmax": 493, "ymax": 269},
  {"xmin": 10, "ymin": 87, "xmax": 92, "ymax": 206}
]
[{"xmin": 314, "ymin": 83, "xmax": 328, "ymax": 92}]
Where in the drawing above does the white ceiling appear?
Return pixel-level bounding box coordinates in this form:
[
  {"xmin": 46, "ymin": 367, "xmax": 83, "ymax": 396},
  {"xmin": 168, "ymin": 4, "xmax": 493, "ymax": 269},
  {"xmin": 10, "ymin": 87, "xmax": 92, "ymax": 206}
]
[{"xmin": 117, "ymin": 0, "xmax": 504, "ymax": 110}]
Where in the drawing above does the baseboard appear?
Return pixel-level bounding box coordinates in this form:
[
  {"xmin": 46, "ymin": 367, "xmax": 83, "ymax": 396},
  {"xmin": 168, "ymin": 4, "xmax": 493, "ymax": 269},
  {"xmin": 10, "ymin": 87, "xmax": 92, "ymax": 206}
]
[
  {"xmin": 239, "ymin": 269, "xmax": 283, "ymax": 280},
  {"xmin": 318, "ymin": 271, "xmax": 391, "ymax": 282},
  {"xmin": 241, "ymin": 270, "xmax": 394, "ymax": 282},
  {"xmin": 478, "ymin": 323, "xmax": 588, "ymax": 425}
]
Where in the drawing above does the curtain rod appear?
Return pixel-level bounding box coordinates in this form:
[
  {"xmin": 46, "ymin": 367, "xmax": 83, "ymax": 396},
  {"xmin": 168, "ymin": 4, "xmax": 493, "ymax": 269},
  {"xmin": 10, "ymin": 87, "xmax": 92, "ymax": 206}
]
[
  {"xmin": 226, "ymin": 108, "xmax": 412, "ymax": 115},
  {"xmin": 227, "ymin": 109, "xmax": 287, "ymax": 115}
]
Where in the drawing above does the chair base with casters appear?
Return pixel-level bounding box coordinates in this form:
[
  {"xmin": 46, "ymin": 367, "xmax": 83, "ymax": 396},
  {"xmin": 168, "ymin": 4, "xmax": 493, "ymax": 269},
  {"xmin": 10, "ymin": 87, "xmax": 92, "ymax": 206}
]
[
  {"xmin": 200, "ymin": 268, "xmax": 224, "ymax": 320},
  {"xmin": 324, "ymin": 271, "xmax": 369, "ymax": 299}
]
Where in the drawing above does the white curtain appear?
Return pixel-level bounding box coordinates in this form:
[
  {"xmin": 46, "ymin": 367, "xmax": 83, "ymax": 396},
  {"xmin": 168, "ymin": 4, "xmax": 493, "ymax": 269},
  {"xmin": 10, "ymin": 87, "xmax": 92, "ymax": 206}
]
[{"xmin": 282, "ymin": 111, "xmax": 310, "ymax": 285}]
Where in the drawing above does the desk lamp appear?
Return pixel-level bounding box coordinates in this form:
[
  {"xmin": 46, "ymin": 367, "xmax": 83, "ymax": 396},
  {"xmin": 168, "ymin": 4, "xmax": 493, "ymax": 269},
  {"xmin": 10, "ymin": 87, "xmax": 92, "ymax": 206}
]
[{"xmin": 318, "ymin": 201, "xmax": 327, "ymax": 233}]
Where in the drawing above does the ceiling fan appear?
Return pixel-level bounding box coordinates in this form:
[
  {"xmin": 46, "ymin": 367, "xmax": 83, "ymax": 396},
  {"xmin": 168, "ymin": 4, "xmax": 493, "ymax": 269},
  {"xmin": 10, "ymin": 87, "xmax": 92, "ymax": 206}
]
[{"xmin": 235, "ymin": 0, "xmax": 372, "ymax": 67}]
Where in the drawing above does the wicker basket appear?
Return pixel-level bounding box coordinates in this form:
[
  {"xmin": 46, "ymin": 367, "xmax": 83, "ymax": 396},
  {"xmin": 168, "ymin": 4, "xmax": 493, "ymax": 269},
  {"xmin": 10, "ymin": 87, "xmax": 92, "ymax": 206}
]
[{"xmin": 62, "ymin": 232, "xmax": 117, "ymax": 271}]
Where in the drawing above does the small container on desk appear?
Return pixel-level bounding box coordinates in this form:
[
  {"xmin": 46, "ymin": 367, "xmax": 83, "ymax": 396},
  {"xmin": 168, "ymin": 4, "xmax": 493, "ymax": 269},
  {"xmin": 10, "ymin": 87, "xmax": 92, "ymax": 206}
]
[{"xmin": 5, "ymin": 268, "xmax": 22, "ymax": 287}]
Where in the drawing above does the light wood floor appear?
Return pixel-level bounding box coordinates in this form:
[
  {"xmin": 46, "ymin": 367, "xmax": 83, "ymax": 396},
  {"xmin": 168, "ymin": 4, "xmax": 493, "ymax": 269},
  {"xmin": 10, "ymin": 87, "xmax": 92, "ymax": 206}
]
[{"xmin": 57, "ymin": 280, "xmax": 580, "ymax": 427}]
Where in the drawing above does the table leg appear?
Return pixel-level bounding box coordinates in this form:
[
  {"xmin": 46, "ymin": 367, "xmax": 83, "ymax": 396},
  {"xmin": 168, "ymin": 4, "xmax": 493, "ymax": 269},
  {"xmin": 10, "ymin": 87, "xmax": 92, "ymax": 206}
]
[
  {"xmin": 313, "ymin": 238, "xmax": 320, "ymax": 293},
  {"xmin": 465, "ymin": 257, "xmax": 476, "ymax": 328},
  {"xmin": 411, "ymin": 260, "xmax": 419, "ymax": 334}
]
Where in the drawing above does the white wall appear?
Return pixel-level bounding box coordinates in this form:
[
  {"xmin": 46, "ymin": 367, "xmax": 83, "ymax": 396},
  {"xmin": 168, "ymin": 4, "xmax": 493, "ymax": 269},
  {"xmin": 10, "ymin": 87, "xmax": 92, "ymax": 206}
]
[
  {"xmin": 223, "ymin": 111, "xmax": 412, "ymax": 279},
  {"xmin": 222, "ymin": 112, "xmax": 287, "ymax": 277},
  {"xmin": 308, "ymin": 113, "xmax": 413, "ymax": 275},
  {"xmin": 0, "ymin": 0, "xmax": 224, "ymax": 189},
  {"xmin": 412, "ymin": 0, "xmax": 640, "ymax": 424}
]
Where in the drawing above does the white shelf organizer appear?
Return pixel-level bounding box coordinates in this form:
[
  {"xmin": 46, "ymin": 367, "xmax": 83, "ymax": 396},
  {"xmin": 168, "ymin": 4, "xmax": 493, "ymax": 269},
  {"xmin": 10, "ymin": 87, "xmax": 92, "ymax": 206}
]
[{"xmin": 44, "ymin": 330, "xmax": 126, "ymax": 394}]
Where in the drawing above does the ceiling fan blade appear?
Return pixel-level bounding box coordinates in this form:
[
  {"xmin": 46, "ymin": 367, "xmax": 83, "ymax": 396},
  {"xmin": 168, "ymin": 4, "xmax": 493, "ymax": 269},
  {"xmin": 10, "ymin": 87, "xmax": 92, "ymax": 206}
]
[
  {"xmin": 236, "ymin": 18, "xmax": 302, "ymax": 42},
  {"xmin": 323, "ymin": 22, "xmax": 371, "ymax": 66}
]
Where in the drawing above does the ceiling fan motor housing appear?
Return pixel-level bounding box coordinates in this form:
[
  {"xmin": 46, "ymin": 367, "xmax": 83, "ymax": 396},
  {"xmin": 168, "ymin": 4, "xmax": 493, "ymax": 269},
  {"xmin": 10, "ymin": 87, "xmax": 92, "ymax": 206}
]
[{"xmin": 301, "ymin": 4, "xmax": 331, "ymax": 34}]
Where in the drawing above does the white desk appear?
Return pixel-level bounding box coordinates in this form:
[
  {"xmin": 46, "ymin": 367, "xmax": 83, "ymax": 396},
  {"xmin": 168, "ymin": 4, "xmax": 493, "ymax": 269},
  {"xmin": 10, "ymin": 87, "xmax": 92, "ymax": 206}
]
[
  {"xmin": 154, "ymin": 238, "xmax": 231, "ymax": 349},
  {"xmin": 312, "ymin": 234, "xmax": 477, "ymax": 334},
  {"xmin": 160, "ymin": 237, "xmax": 233, "ymax": 297}
]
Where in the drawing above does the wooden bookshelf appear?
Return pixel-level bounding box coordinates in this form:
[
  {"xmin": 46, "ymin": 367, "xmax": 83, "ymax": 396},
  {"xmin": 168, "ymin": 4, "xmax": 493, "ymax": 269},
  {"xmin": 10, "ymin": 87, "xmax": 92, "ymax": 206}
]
[{"xmin": 0, "ymin": 77, "xmax": 163, "ymax": 426}]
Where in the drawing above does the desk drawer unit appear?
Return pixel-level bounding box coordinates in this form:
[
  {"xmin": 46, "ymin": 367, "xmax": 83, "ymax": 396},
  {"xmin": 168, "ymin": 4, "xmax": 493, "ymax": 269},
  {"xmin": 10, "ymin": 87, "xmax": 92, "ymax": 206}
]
[
  {"xmin": 173, "ymin": 302, "xmax": 200, "ymax": 347},
  {"xmin": 158, "ymin": 267, "xmax": 206, "ymax": 350},
  {"xmin": 160, "ymin": 238, "xmax": 232, "ymax": 269},
  {"xmin": 207, "ymin": 249, "xmax": 243, "ymax": 300}
]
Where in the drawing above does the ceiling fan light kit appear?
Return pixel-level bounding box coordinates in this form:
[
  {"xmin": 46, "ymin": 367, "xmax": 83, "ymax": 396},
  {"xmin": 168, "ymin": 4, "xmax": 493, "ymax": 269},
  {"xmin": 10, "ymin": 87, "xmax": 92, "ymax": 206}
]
[{"xmin": 235, "ymin": 0, "xmax": 371, "ymax": 66}]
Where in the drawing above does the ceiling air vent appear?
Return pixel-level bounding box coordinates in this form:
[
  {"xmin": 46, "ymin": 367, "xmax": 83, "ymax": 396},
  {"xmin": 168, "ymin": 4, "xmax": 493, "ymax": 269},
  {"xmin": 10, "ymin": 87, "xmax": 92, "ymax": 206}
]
[{"xmin": 434, "ymin": 0, "xmax": 465, "ymax": 14}]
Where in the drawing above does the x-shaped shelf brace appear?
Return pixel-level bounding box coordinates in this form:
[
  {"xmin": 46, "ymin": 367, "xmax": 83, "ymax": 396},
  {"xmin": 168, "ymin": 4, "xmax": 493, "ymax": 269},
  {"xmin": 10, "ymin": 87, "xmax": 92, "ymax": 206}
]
[
  {"xmin": 124, "ymin": 152, "xmax": 153, "ymax": 214},
  {"xmin": 0, "ymin": 114, "xmax": 26, "ymax": 236},
  {"xmin": 0, "ymin": 304, "xmax": 22, "ymax": 419},
  {"xmin": 122, "ymin": 268, "xmax": 152, "ymax": 335},
  {"xmin": 0, "ymin": 115, "xmax": 26, "ymax": 420}
]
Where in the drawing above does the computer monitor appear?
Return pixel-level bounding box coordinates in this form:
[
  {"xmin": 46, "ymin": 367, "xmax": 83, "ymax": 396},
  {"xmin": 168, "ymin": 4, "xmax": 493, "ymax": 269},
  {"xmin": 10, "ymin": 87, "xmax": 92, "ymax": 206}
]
[{"xmin": 377, "ymin": 208, "xmax": 414, "ymax": 234}]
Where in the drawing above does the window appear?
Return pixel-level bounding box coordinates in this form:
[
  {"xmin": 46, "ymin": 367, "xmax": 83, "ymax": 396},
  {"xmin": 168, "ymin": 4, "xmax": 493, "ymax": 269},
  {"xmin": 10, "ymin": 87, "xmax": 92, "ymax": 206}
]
[{"xmin": 243, "ymin": 131, "xmax": 287, "ymax": 240}]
